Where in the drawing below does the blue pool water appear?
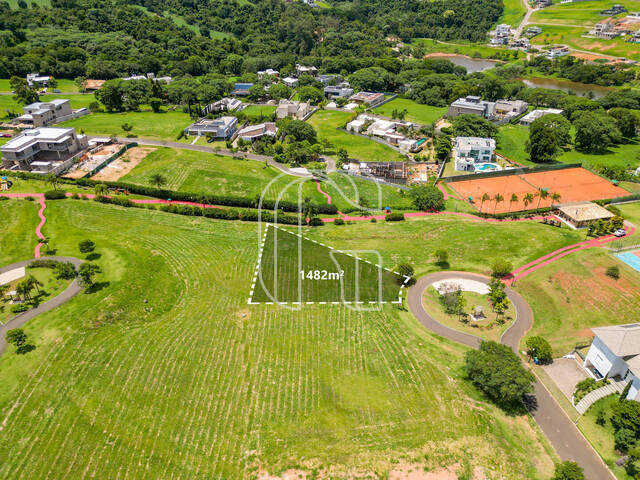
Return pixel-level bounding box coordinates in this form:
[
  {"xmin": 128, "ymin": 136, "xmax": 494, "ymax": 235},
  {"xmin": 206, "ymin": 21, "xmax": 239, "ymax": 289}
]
[
  {"xmin": 416, "ymin": 138, "xmax": 426, "ymax": 146},
  {"xmin": 475, "ymin": 163, "xmax": 500, "ymax": 171},
  {"xmin": 616, "ymin": 251, "xmax": 640, "ymax": 273}
]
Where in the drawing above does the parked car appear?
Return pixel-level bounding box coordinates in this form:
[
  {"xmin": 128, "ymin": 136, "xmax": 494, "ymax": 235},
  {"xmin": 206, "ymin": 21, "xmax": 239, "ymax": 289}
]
[
  {"xmin": 0, "ymin": 133, "xmax": 12, "ymax": 138},
  {"xmin": 614, "ymin": 229, "xmax": 626, "ymax": 237}
]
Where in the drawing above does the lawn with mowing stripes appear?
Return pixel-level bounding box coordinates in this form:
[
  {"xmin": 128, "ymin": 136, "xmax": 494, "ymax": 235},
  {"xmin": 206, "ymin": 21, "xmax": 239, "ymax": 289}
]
[
  {"xmin": 324, "ymin": 173, "xmax": 414, "ymax": 211},
  {"xmin": 0, "ymin": 200, "xmax": 557, "ymax": 478},
  {"xmin": 372, "ymin": 98, "xmax": 446, "ymax": 125},
  {"xmin": 251, "ymin": 224, "xmax": 404, "ymax": 304},
  {"xmin": 0, "ymin": 197, "xmax": 39, "ymax": 264}
]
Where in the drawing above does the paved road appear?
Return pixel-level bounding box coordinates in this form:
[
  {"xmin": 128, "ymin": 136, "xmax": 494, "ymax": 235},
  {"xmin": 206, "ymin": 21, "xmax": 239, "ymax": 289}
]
[
  {"xmin": 99, "ymin": 136, "xmax": 313, "ymax": 178},
  {"xmin": 0, "ymin": 257, "xmax": 83, "ymax": 357},
  {"xmin": 407, "ymin": 271, "xmax": 615, "ymax": 480},
  {"xmin": 514, "ymin": 0, "xmax": 537, "ymax": 38}
]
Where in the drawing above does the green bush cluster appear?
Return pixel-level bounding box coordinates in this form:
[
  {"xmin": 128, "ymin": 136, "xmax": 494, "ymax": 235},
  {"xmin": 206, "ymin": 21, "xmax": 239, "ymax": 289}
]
[
  {"xmin": 587, "ymin": 216, "xmax": 624, "ymax": 237},
  {"xmin": 44, "ymin": 190, "xmax": 66, "ymax": 200},
  {"xmin": 385, "ymin": 212, "xmax": 405, "ymax": 222},
  {"xmin": 573, "ymin": 378, "xmax": 609, "ymax": 405}
]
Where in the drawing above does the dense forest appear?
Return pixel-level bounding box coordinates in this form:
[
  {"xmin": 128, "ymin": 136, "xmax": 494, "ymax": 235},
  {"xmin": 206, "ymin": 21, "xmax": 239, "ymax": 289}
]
[{"xmin": 0, "ymin": 0, "xmax": 502, "ymax": 79}]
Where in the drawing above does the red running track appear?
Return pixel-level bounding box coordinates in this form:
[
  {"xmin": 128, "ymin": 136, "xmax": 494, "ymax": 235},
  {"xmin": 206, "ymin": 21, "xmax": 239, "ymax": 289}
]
[{"xmin": 315, "ymin": 180, "xmax": 332, "ymax": 205}]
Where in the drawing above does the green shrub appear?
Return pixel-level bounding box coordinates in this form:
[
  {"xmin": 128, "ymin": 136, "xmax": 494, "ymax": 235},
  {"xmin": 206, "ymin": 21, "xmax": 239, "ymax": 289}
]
[
  {"xmin": 44, "ymin": 190, "xmax": 66, "ymax": 200},
  {"xmin": 15, "ymin": 343, "xmax": 35, "ymax": 355},
  {"xmin": 491, "ymin": 259, "xmax": 513, "ymax": 278},
  {"xmin": 525, "ymin": 336, "xmax": 553, "ymax": 363},
  {"xmin": 596, "ymin": 409, "xmax": 606, "ymax": 426},
  {"xmin": 606, "ymin": 265, "xmax": 620, "ymax": 279},
  {"xmin": 552, "ymin": 461, "xmax": 584, "ymax": 480},
  {"xmin": 614, "ymin": 427, "xmax": 637, "ymax": 452},
  {"xmin": 11, "ymin": 304, "xmax": 29, "ymax": 313},
  {"xmin": 308, "ymin": 217, "xmax": 324, "ymax": 226},
  {"xmin": 385, "ymin": 212, "xmax": 405, "ymax": 222},
  {"xmin": 334, "ymin": 218, "xmax": 345, "ymax": 225}
]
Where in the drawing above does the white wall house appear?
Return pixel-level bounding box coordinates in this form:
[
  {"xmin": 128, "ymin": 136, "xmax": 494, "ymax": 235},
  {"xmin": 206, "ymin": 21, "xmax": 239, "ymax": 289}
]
[{"xmin": 584, "ymin": 323, "xmax": 640, "ymax": 401}]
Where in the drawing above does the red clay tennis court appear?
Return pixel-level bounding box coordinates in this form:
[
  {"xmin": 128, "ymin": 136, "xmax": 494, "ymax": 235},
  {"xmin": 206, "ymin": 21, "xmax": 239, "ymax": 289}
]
[{"xmin": 448, "ymin": 167, "xmax": 629, "ymax": 214}]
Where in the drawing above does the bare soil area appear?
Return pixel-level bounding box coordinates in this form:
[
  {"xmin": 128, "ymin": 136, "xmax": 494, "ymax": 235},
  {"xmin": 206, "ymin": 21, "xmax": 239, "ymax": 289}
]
[{"xmin": 90, "ymin": 146, "xmax": 156, "ymax": 182}]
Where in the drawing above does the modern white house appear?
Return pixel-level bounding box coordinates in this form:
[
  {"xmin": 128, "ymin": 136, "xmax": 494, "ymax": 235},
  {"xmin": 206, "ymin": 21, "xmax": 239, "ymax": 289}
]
[
  {"xmin": 583, "ymin": 323, "xmax": 640, "ymax": 401},
  {"xmin": 14, "ymin": 99, "xmax": 73, "ymax": 127},
  {"xmin": 454, "ymin": 137, "xmax": 496, "ymax": 171},
  {"xmin": 282, "ymin": 77, "xmax": 298, "ymax": 88},
  {"xmin": 448, "ymin": 96, "xmax": 496, "ymax": 119},
  {"xmin": 184, "ymin": 116, "xmax": 238, "ymax": 138},
  {"xmin": 0, "ymin": 127, "xmax": 88, "ymax": 173},
  {"xmin": 520, "ymin": 108, "xmax": 564, "ymax": 126},
  {"xmin": 26, "ymin": 73, "xmax": 51, "ymax": 87},
  {"xmin": 237, "ymin": 122, "xmax": 278, "ymax": 141},
  {"xmin": 276, "ymin": 99, "xmax": 310, "ymax": 120}
]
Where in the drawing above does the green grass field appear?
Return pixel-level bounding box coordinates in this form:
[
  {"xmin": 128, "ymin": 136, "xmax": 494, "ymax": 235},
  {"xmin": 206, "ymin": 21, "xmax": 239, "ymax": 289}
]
[
  {"xmin": 61, "ymin": 110, "xmax": 191, "ymax": 141},
  {"xmin": 529, "ymin": 23, "xmax": 640, "ymax": 60},
  {"xmin": 0, "ymin": 198, "xmax": 39, "ymax": 264},
  {"xmin": 308, "ymin": 110, "xmax": 406, "ymax": 162},
  {"xmin": 372, "ymin": 98, "xmax": 447, "ymax": 125},
  {"xmin": 497, "ymin": 0, "xmax": 528, "ymax": 29},
  {"xmin": 0, "ymin": 200, "xmax": 557, "ymax": 478},
  {"xmin": 0, "ymin": 94, "xmax": 96, "ymax": 115},
  {"xmin": 497, "ymin": 124, "xmax": 640, "ymax": 169},
  {"xmin": 530, "ymin": 0, "xmax": 639, "ymax": 26},
  {"xmin": 0, "ymin": 79, "xmax": 79, "ymax": 93},
  {"xmin": 516, "ymin": 247, "xmax": 640, "ymax": 354},
  {"xmin": 252, "ymin": 224, "xmax": 403, "ymax": 303},
  {"xmin": 324, "ymin": 173, "xmax": 415, "ymax": 211},
  {"xmin": 241, "ymin": 105, "xmax": 276, "ymax": 117}
]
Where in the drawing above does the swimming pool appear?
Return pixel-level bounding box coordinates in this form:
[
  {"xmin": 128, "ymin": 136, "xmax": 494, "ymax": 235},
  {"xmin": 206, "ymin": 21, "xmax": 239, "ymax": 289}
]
[
  {"xmin": 474, "ymin": 163, "xmax": 501, "ymax": 172},
  {"xmin": 616, "ymin": 251, "xmax": 640, "ymax": 273}
]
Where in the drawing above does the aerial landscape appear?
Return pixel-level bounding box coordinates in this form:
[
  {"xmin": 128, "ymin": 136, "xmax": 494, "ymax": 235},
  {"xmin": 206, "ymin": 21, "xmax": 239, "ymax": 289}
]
[{"xmin": 2, "ymin": 0, "xmax": 640, "ymax": 478}]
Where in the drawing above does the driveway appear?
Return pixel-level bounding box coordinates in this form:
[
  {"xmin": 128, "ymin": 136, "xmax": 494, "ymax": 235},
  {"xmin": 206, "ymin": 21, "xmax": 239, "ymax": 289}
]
[
  {"xmin": 543, "ymin": 357, "xmax": 590, "ymax": 402},
  {"xmin": 407, "ymin": 271, "xmax": 615, "ymax": 480}
]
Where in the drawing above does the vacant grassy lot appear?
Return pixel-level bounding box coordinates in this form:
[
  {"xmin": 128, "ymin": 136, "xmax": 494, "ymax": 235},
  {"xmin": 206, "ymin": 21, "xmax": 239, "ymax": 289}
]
[
  {"xmin": 517, "ymin": 247, "xmax": 640, "ymax": 354},
  {"xmin": 61, "ymin": 110, "xmax": 191, "ymax": 140},
  {"xmin": 324, "ymin": 173, "xmax": 414, "ymax": 211},
  {"xmin": 422, "ymin": 286, "xmax": 515, "ymax": 343},
  {"xmin": 308, "ymin": 110, "xmax": 406, "ymax": 162},
  {"xmin": 498, "ymin": 124, "xmax": 640, "ymax": 169},
  {"xmin": 241, "ymin": 104, "xmax": 276, "ymax": 117},
  {"xmin": 120, "ymin": 147, "xmax": 325, "ymax": 204},
  {"xmin": 0, "ymin": 198, "xmax": 39, "ymax": 264},
  {"xmin": 497, "ymin": 0, "xmax": 528, "ymax": 29},
  {"xmin": 0, "ymin": 94, "xmax": 96, "ymax": 114},
  {"xmin": 529, "ymin": 23, "xmax": 640, "ymax": 60},
  {"xmin": 253, "ymin": 224, "xmax": 402, "ymax": 303},
  {"xmin": 530, "ymin": 0, "xmax": 639, "ymax": 26},
  {"xmin": 372, "ymin": 98, "xmax": 447, "ymax": 125},
  {"xmin": 0, "ymin": 201, "xmax": 556, "ymax": 478},
  {"xmin": 303, "ymin": 214, "xmax": 583, "ymax": 278}
]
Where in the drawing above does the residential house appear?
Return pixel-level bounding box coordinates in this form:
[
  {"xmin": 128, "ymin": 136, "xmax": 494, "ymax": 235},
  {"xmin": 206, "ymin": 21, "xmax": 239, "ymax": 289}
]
[
  {"xmin": 316, "ymin": 74, "xmax": 337, "ymax": 85},
  {"xmin": 546, "ymin": 46, "xmax": 570, "ymax": 59},
  {"xmin": 276, "ymin": 99, "xmax": 311, "ymax": 120},
  {"xmin": 526, "ymin": 26, "xmax": 543, "ymax": 36},
  {"xmin": 454, "ymin": 137, "xmax": 496, "ymax": 171},
  {"xmin": 494, "ymin": 99, "xmax": 528, "ymax": 119},
  {"xmin": 448, "ymin": 96, "xmax": 496, "ymax": 119},
  {"xmin": 13, "ymin": 99, "xmax": 73, "ymax": 127},
  {"xmin": 121, "ymin": 73, "xmax": 172, "ymax": 83},
  {"xmin": 590, "ymin": 19, "xmax": 620, "ymax": 39},
  {"xmin": 491, "ymin": 24, "xmax": 511, "ymax": 45},
  {"xmin": 26, "ymin": 73, "xmax": 51, "ymax": 87},
  {"xmin": 258, "ymin": 69, "xmax": 279, "ymax": 78},
  {"xmin": 349, "ymin": 91, "xmax": 386, "ymax": 108},
  {"xmin": 555, "ymin": 201, "xmax": 614, "ymax": 228},
  {"xmin": 510, "ymin": 38, "xmax": 531, "ymax": 49},
  {"xmin": 231, "ymin": 83, "xmax": 253, "ymax": 96},
  {"xmin": 282, "ymin": 77, "xmax": 298, "ymax": 88},
  {"xmin": 83, "ymin": 79, "xmax": 105, "ymax": 91},
  {"xmin": 296, "ymin": 64, "xmax": 318, "ymax": 76},
  {"xmin": 535, "ymin": 0, "xmax": 552, "ymax": 7},
  {"xmin": 583, "ymin": 323, "xmax": 640, "ymax": 401},
  {"xmin": 324, "ymin": 85, "xmax": 354, "ymax": 99},
  {"xmin": 237, "ymin": 122, "xmax": 278, "ymax": 141},
  {"xmin": 629, "ymin": 31, "xmax": 640, "ymax": 42},
  {"xmin": 203, "ymin": 98, "xmax": 243, "ymax": 115},
  {"xmin": 184, "ymin": 116, "xmax": 238, "ymax": 139},
  {"xmin": 600, "ymin": 4, "xmax": 626, "ymax": 15},
  {"xmin": 0, "ymin": 127, "xmax": 88, "ymax": 173},
  {"xmin": 520, "ymin": 108, "xmax": 564, "ymax": 126}
]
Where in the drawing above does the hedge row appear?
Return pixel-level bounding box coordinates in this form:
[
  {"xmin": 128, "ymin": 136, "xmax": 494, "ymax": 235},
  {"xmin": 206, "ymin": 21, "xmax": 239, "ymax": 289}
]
[
  {"xmin": 93, "ymin": 195, "xmax": 302, "ymax": 225},
  {"xmin": 476, "ymin": 206, "xmax": 553, "ymax": 220},
  {"xmin": 2, "ymin": 170, "xmax": 338, "ymax": 215}
]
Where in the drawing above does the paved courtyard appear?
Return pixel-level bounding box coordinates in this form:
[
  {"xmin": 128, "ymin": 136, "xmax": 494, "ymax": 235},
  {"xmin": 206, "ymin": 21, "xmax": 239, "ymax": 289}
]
[{"xmin": 543, "ymin": 357, "xmax": 590, "ymax": 401}]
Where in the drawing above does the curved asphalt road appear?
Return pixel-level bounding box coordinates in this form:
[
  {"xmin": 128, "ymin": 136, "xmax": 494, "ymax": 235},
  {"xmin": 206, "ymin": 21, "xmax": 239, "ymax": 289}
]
[
  {"xmin": 407, "ymin": 271, "xmax": 615, "ymax": 480},
  {"xmin": 0, "ymin": 257, "xmax": 83, "ymax": 357}
]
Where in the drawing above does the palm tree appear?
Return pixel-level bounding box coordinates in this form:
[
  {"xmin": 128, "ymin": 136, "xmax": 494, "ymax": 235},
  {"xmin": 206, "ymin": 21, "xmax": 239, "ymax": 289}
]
[
  {"xmin": 150, "ymin": 174, "xmax": 167, "ymax": 190},
  {"xmin": 536, "ymin": 188, "xmax": 549, "ymax": 209},
  {"xmin": 16, "ymin": 281, "xmax": 32, "ymax": 302},
  {"xmin": 480, "ymin": 193, "xmax": 491, "ymax": 212},
  {"xmin": 509, "ymin": 193, "xmax": 518, "ymax": 213},
  {"xmin": 26, "ymin": 275, "xmax": 43, "ymax": 294},
  {"xmin": 493, "ymin": 193, "xmax": 504, "ymax": 214},
  {"xmin": 45, "ymin": 174, "xmax": 60, "ymax": 191},
  {"xmin": 302, "ymin": 197, "xmax": 317, "ymax": 224},
  {"xmin": 0, "ymin": 284, "xmax": 8, "ymax": 302},
  {"xmin": 551, "ymin": 191, "xmax": 561, "ymax": 206},
  {"xmin": 94, "ymin": 183, "xmax": 108, "ymax": 197},
  {"xmin": 523, "ymin": 193, "xmax": 534, "ymax": 209}
]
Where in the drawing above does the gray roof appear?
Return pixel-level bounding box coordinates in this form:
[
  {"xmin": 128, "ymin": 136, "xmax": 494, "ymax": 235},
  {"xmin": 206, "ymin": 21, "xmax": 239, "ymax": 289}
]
[{"xmin": 592, "ymin": 323, "xmax": 640, "ymax": 357}]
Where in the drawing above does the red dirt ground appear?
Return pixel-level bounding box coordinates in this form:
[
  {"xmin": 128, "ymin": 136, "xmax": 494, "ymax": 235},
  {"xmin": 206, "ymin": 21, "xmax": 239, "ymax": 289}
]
[{"xmin": 448, "ymin": 167, "xmax": 629, "ymax": 213}]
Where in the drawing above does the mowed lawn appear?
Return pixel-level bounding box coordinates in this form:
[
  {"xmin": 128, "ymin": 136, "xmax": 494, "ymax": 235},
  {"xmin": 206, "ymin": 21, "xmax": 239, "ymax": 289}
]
[
  {"xmin": 324, "ymin": 173, "xmax": 414, "ymax": 211},
  {"xmin": 0, "ymin": 93, "xmax": 96, "ymax": 113},
  {"xmin": 372, "ymin": 98, "xmax": 447, "ymax": 125},
  {"xmin": 0, "ymin": 78, "xmax": 79, "ymax": 92},
  {"xmin": 308, "ymin": 110, "xmax": 406, "ymax": 162},
  {"xmin": 0, "ymin": 198, "xmax": 40, "ymax": 264},
  {"xmin": 241, "ymin": 104, "xmax": 276, "ymax": 117},
  {"xmin": 120, "ymin": 147, "xmax": 325, "ymax": 204},
  {"xmin": 0, "ymin": 201, "xmax": 556, "ymax": 478},
  {"xmin": 61, "ymin": 110, "xmax": 191, "ymax": 140},
  {"xmin": 496, "ymin": 0, "xmax": 528, "ymax": 29},
  {"xmin": 517, "ymin": 247, "xmax": 640, "ymax": 354},
  {"xmin": 497, "ymin": 123, "xmax": 640, "ymax": 170}
]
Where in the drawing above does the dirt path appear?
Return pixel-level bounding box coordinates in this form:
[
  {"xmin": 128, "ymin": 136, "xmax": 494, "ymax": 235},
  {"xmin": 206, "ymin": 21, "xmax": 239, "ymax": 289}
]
[{"xmin": 407, "ymin": 272, "xmax": 616, "ymax": 480}]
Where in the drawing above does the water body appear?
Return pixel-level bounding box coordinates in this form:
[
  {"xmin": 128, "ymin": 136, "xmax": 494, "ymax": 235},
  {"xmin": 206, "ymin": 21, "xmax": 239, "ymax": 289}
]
[
  {"xmin": 521, "ymin": 77, "xmax": 613, "ymax": 98},
  {"xmin": 427, "ymin": 54, "xmax": 501, "ymax": 73}
]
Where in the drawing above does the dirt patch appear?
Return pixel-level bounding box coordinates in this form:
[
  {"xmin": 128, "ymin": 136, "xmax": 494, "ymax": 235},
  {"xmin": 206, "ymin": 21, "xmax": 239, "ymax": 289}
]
[{"xmin": 91, "ymin": 147, "xmax": 156, "ymax": 182}]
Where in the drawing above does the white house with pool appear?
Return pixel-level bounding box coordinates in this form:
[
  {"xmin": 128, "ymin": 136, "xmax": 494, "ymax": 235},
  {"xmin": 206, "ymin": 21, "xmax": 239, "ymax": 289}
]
[{"xmin": 583, "ymin": 323, "xmax": 640, "ymax": 401}]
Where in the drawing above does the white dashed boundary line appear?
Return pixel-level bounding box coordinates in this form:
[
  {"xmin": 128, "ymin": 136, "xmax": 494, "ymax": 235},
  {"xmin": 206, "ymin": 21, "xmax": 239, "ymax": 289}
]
[{"xmin": 247, "ymin": 224, "xmax": 410, "ymax": 306}]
